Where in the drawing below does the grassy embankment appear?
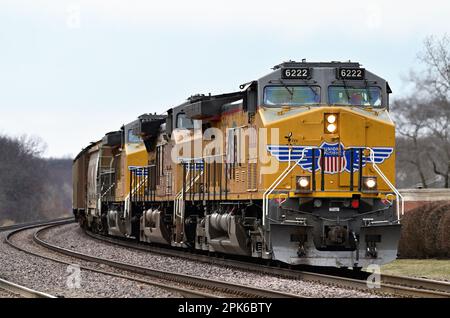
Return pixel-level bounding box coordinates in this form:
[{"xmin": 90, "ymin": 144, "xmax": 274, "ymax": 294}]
[{"xmin": 381, "ymin": 259, "xmax": 450, "ymax": 281}]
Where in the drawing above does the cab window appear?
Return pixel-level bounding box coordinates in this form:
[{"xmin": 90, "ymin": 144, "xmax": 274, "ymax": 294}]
[
  {"xmin": 176, "ymin": 113, "xmax": 194, "ymax": 129},
  {"xmin": 176, "ymin": 113, "xmax": 202, "ymax": 130},
  {"xmin": 264, "ymin": 86, "xmax": 320, "ymax": 106},
  {"xmin": 127, "ymin": 129, "xmax": 141, "ymax": 144},
  {"xmin": 328, "ymin": 86, "xmax": 382, "ymax": 107}
]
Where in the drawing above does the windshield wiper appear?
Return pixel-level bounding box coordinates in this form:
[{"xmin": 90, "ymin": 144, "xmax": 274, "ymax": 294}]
[
  {"xmin": 308, "ymin": 85, "xmax": 318, "ymax": 100},
  {"xmin": 364, "ymin": 80, "xmax": 373, "ymax": 105},
  {"xmin": 279, "ymin": 80, "xmax": 294, "ymax": 97},
  {"xmin": 342, "ymin": 80, "xmax": 351, "ymax": 103},
  {"xmin": 300, "ymin": 79, "xmax": 318, "ymax": 100}
]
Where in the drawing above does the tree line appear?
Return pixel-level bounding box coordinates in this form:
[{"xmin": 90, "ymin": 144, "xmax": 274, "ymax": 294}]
[{"xmin": 0, "ymin": 135, "xmax": 72, "ymax": 226}]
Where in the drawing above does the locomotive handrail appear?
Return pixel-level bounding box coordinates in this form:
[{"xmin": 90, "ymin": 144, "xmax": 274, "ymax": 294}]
[
  {"xmin": 101, "ymin": 182, "xmax": 116, "ymax": 199},
  {"xmin": 128, "ymin": 165, "xmax": 156, "ymax": 170},
  {"xmin": 177, "ymin": 153, "xmax": 225, "ymax": 162},
  {"xmin": 174, "ymin": 163, "xmax": 192, "ymax": 219},
  {"xmin": 174, "ymin": 160, "xmax": 206, "ymax": 219},
  {"xmin": 345, "ymin": 146, "xmax": 404, "ymax": 219},
  {"xmin": 367, "ymin": 148, "xmax": 404, "ymax": 219},
  {"xmin": 263, "ymin": 147, "xmax": 314, "ymax": 228},
  {"xmin": 174, "ymin": 154, "xmax": 226, "ymax": 220},
  {"xmin": 124, "ymin": 165, "xmax": 156, "ymax": 219}
]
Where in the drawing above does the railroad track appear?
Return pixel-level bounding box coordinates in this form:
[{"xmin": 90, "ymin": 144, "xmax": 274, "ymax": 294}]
[
  {"xmin": 0, "ymin": 277, "xmax": 56, "ymax": 298},
  {"xmin": 82, "ymin": 227, "xmax": 450, "ymax": 298},
  {"xmin": 5, "ymin": 221, "xmax": 216, "ymax": 298},
  {"xmin": 11, "ymin": 221, "xmax": 305, "ymax": 298}
]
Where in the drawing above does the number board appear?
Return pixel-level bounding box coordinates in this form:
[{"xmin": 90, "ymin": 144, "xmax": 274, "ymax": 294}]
[
  {"xmin": 337, "ymin": 68, "xmax": 365, "ymax": 80},
  {"xmin": 281, "ymin": 68, "xmax": 311, "ymax": 80}
]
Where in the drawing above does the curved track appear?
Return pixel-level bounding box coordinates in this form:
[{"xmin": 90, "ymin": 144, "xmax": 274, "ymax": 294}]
[
  {"xmin": 32, "ymin": 223, "xmax": 306, "ymax": 298},
  {"xmin": 0, "ymin": 217, "xmax": 73, "ymax": 232},
  {"xmin": 83, "ymin": 227, "xmax": 450, "ymax": 298},
  {"xmin": 5, "ymin": 221, "xmax": 213, "ymax": 298}
]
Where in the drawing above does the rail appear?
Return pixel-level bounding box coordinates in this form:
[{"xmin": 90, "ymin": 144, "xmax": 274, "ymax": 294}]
[
  {"xmin": 0, "ymin": 278, "xmax": 56, "ymax": 298},
  {"xmin": 0, "ymin": 216, "xmax": 73, "ymax": 232}
]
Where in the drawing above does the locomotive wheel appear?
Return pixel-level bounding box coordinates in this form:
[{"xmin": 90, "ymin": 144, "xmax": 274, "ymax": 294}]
[
  {"xmin": 78, "ymin": 216, "xmax": 87, "ymax": 229},
  {"xmin": 97, "ymin": 222, "xmax": 104, "ymax": 234}
]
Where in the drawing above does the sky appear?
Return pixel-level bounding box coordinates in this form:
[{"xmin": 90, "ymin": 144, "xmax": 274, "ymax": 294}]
[{"xmin": 0, "ymin": 0, "xmax": 449, "ymax": 158}]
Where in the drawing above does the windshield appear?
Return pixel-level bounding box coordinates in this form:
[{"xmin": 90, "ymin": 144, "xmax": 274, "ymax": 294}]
[
  {"xmin": 328, "ymin": 86, "xmax": 382, "ymax": 107},
  {"xmin": 264, "ymin": 86, "xmax": 320, "ymax": 106}
]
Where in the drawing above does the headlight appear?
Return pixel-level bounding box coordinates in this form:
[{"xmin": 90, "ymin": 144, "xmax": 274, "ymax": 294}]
[
  {"xmin": 326, "ymin": 123, "xmax": 337, "ymax": 133},
  {"xmin": 366, "ymin": 178, "xmax": 376, "ymax": 188},
  {"xmin": 296, "ymin": 176, "xmax": 311, "ymax": 191},
  {"xmin": 324, "ymin": 114, "xmax": 338, "ymax": 133},
  {"xmin": 299, "ymin": 178, "xmax": 309, "ymax": 187},
  {"xmin": 326, "ymin": 114, "xmax": 337, "ymax": 124},
  {"xmin": 362, "ymin": 176, "xmax": 377, "ymax": 191}
]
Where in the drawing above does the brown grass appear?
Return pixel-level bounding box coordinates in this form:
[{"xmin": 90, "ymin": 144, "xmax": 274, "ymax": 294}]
[{"xmin": 381, "ymin": 259, "xmax": 450, "ymax": 281}]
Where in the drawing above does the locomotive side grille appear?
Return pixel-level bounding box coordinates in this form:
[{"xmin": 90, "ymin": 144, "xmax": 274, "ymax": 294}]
[
  {"xmin": 247, "ymin": 162, "xmax": 257, "ymax": 191},
  {"xmin": 166, "ymin": 171, "xmax": 172, "ymax": 195}
]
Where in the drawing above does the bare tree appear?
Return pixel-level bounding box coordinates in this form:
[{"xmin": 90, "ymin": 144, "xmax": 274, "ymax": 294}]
[
  {"xmin": 18, "ymin": 134, "xmax": 47, "ymax": 157},
  {"xmin": 393, "ymin": 35, "xmax": 450, "ymax": 188},
  {"xmin": 393, "ymin": 97, "xmax": 431, "ymax": 187},
  {"xmin": 416, "ymin": 35, "xmax": 450, "ymax": 100}
]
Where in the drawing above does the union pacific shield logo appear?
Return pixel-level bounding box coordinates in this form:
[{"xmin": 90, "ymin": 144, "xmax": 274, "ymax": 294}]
[
  {"xmin": 320, "ymin": 142, "xmax": 346, "ymax": 174},
  {"xmin": 267, "ymin": 142, "xmax": 393, "ymax": 175}
]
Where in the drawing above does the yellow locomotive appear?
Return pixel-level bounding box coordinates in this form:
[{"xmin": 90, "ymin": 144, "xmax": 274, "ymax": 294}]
[{"xmin": 73, "ymin": 61, "xmax": 402, "ymax": 268}]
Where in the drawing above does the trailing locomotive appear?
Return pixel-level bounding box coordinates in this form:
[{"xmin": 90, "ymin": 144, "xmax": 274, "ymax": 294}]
[{"xmin": 73, "ymin": 61, "xmax": 402, "ymax": 268}]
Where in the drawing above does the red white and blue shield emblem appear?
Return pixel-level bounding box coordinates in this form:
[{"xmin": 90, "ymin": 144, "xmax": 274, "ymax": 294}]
[
  {"xmin": 319, "ymin": 142, "xmax": 346, "ymax": 174},
  {"xmin": 267, "ymin": 142, "xmax": 393, "ymax": 175}
]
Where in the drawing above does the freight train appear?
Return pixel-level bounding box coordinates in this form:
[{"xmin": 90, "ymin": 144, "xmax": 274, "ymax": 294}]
[{"xmin": 72, "ymin": 61, "xmax": 403, "ymax": 268}]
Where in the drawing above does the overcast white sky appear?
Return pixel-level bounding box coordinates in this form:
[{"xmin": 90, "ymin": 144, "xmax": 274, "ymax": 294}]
[{"xmin": 0, "ymin": 0, "xmax": 449, "ymax": 157}]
